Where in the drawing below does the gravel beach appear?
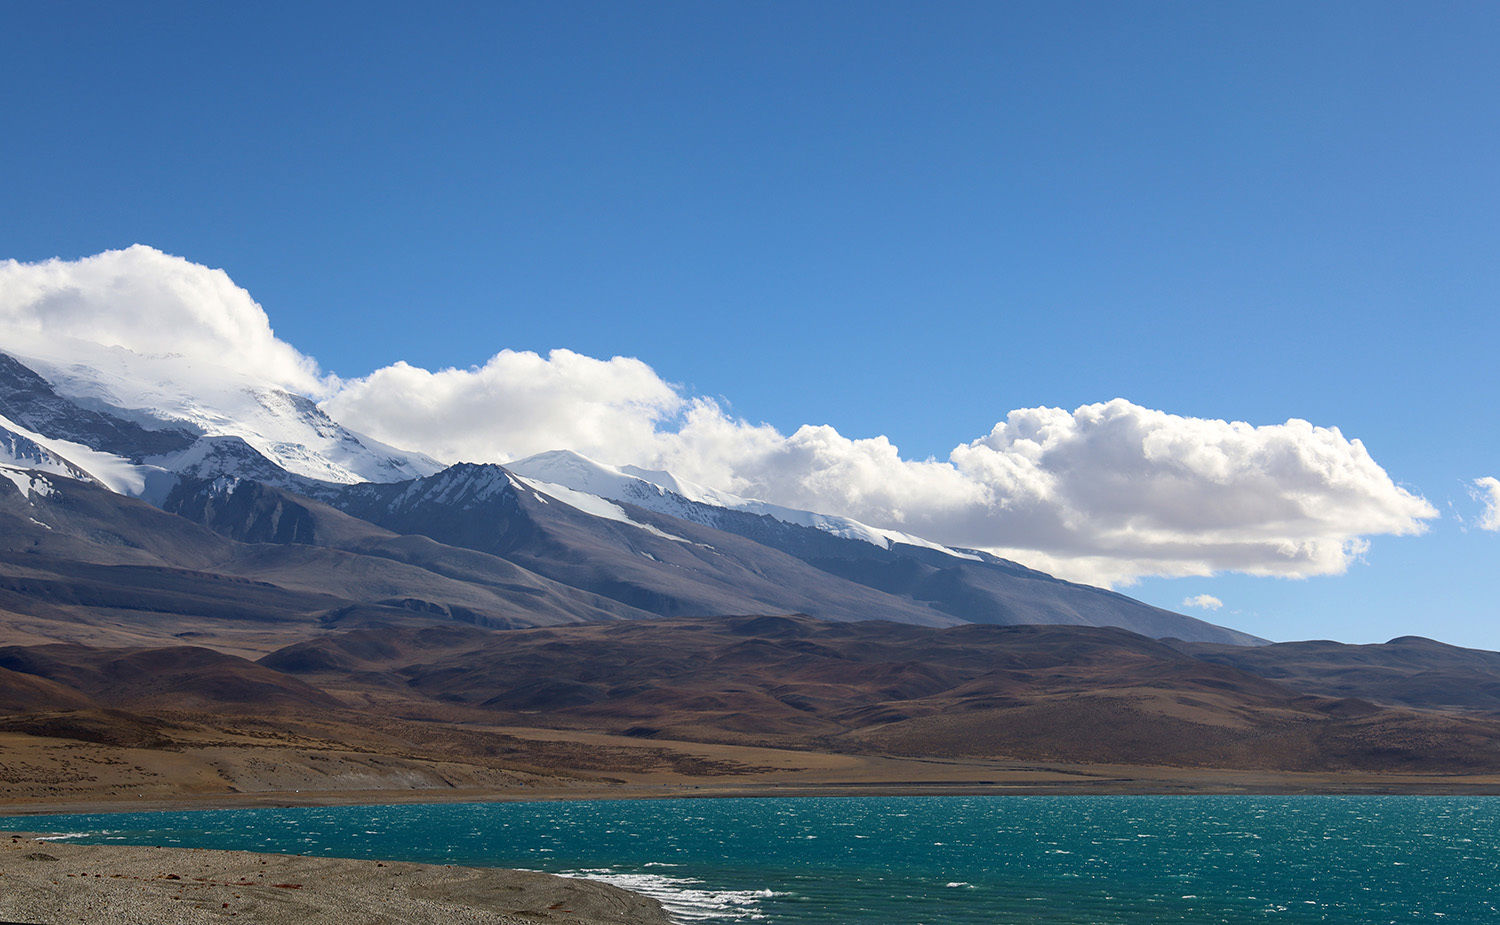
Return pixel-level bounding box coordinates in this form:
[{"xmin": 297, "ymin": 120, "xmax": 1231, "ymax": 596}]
[{"xmin": 0, "ymin": 834, "xmax": 673, "ymax": 925}]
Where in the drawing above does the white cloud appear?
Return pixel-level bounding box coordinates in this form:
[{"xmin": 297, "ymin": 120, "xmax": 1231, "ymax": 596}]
[
  {"xmin": 323, "ymin": 350, "xmax": 684, "ymax": 465},
  {"xmin": 1473, "ymin": 477, "xmax": 1500, "ymax": 531},
  {"xmin": 0, "ymin": 248, "xmax": 1441, "ymax": 589},
  {"xmin": 0, "ymin": 245, "xmax": 326, "ymax": 396},
  {"xmin": 334, "ymin": 356, "xmax": 1436, "ymax": 586},
  {"xmin": 1182, "ymin": 594, "xmax": 1224, "ymax": 611}
]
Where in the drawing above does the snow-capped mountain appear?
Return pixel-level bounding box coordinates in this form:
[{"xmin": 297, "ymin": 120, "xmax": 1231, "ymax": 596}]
[
  {"xmin": 0, "ymin": 348, "xmax": 1262, "ymax": 643},
  {"xmin": 0, "ymin": 347, "xmax": 443, "ymax": 500}
]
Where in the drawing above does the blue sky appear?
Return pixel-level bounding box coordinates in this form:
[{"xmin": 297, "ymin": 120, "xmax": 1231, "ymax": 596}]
[{"xmin": 3, "ymin": 2, "xmax": 1497, "ymax": 648}]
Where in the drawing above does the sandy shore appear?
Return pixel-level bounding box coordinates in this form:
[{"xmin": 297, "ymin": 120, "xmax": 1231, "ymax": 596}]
[{"xmin": 0, "ymin": 834, "xmax": 673, "ymax": 925}]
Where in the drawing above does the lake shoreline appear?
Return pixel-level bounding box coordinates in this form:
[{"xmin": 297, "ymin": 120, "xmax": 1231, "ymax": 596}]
[
  {"xmin": 5, "ymin": 721, "xmax": 1498, "ymax": 819},
  {"xmin": 0, "ymin": 833, "xmax": 673, "ymax": 925},
  {"xmin": 6, "ymin": 763, "xmax": 1500, "ymax": 819}
]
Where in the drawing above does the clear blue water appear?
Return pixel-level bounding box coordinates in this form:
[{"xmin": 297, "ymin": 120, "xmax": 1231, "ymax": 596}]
[{"xmin": 4, "ymin": 795, "xmax": 1498, "ymax": 924}]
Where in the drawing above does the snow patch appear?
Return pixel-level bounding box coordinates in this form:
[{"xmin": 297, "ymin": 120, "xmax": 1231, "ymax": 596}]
[
  {"xmin": 512, "ymin": 474, "xmax": 693, "ymax": 543},
  {"xmin": 0, "ymin": 410, "xmax": 171, "ymax": 496},
  {"xmin": 0, "ymin": 465, "xmax": 41, "ymax": 497}
]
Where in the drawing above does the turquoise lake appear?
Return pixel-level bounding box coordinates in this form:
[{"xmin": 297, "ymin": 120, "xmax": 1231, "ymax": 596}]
[{"xmin": 5, "ymin": 795, "xmax": 1498, "ymax": 923}]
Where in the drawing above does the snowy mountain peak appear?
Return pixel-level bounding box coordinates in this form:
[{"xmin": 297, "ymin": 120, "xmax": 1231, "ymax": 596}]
[{"xmin": 1, "ymin": 348, "xmax": 442, "ymax": 489}]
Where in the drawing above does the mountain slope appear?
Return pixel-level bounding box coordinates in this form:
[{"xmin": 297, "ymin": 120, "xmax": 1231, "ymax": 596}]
[
  {"xmin": 507, "ymin": 451, "xmax": 1261, "ymax": 643},
  {"xmin": 0, "ymin": 467, "xmax": 649, "ymax": 651},
  {"xmin": 163, "ymin": 474, "xmax": 665, "ymax": 626},
  {"xmin": 323, "ymin": 463, "xmax": 965, "ymax": 626}
]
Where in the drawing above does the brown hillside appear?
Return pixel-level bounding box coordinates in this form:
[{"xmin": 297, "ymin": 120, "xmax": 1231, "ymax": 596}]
[{"xmin": 260, "ymin": 615, "xmax": 1500, "ymax": 773}]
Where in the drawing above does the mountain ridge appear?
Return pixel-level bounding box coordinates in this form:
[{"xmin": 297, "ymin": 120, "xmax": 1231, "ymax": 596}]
[{"xmin": 1, "ymin": 346, "xmax": 1258, "ymax": 644}]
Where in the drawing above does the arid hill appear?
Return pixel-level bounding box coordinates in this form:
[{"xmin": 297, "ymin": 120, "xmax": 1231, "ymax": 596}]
[
  {"xmin": 1172, "ymin": 636, "xmax": 1500, "ymax": 713},
  {"xmin": 259, "ymin": 615, "xmax": 1500, "ymax": 773}
]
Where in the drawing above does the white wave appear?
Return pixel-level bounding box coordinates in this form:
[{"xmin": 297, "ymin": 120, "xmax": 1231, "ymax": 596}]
[{"xmin": 557, "ymin": 868, "xmax": 780, "ymax": 922}]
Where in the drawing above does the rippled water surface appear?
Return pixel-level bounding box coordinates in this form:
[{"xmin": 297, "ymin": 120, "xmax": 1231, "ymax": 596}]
[{"xmin": 7, "ymin": 795, "xmax": 1499, "ymax": 923}]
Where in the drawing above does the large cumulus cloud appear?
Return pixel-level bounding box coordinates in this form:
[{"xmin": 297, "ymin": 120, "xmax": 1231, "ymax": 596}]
[
  {"xmin": 332, "ymin": 355, "xmax": 1436, "ymax": 586},
  {"xmin": 942, "ymin": 403, "xmax": 1435, "ymax": 584},
  {"xmin": 1, "ymin": 248, "xmax": 1439, "ymax": 587},
  {"xmin": 324, "ymin": 350, "xmax": 685, "ymax": 464},
  {"xmin": 0, "ymin": 245, "xmax": 326, "ymax": 396}
]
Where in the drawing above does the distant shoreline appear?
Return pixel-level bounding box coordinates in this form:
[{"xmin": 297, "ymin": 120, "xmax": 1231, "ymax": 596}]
[
  {"xmin": 5, "ymin": 719, "xmax": 1498, "ymax": 820},
  {"xmin": 6, "ymin": 763, "xmax": 1500, "ymax": 821}
]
